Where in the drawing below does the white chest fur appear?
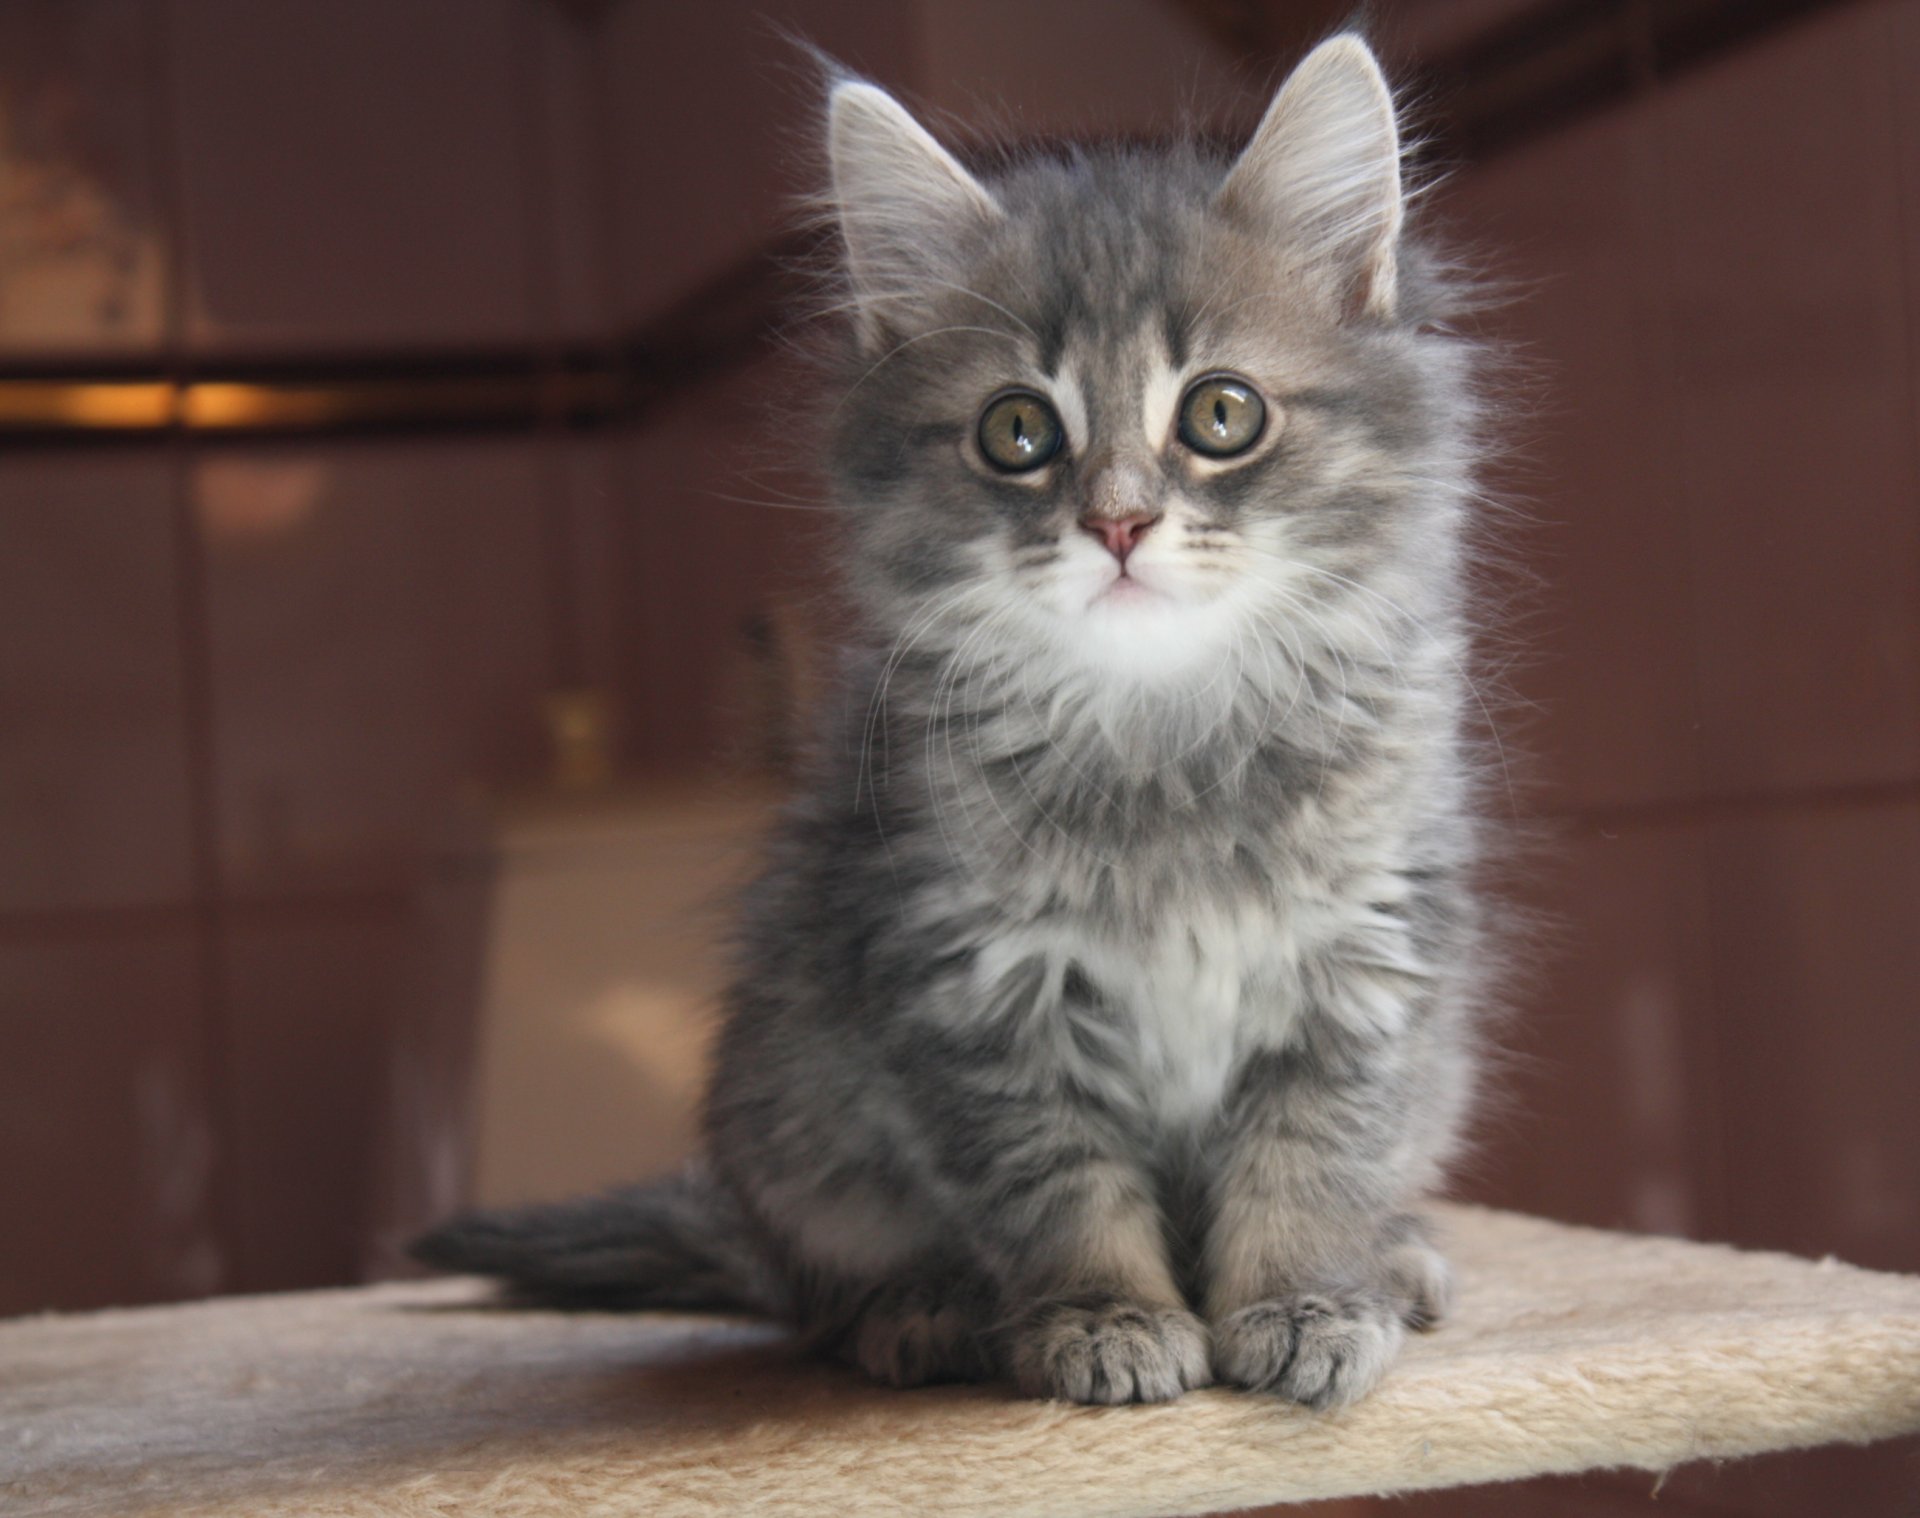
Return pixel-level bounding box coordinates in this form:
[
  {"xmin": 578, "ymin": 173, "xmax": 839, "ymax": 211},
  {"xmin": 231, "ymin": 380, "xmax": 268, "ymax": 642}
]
[{"xmin": 968, "ymin": 901, "xmax": 1306, "ymax": 1132}]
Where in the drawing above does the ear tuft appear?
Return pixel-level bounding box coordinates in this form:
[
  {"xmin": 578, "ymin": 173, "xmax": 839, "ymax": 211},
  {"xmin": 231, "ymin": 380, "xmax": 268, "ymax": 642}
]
[
  {"xmin": 827, "ymin": 81, "xmax": 1000, "ymax": 342},
  {"xmin": 1215, "ymin": 34, "xmax": 1404, "ymax": 319}
]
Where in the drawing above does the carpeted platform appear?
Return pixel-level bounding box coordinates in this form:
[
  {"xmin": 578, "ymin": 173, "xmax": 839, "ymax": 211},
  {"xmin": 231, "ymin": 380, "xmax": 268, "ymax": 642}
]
[{"xmin": 8, "ymin": 1205, "xmax": 1920, "ymax": 1517}]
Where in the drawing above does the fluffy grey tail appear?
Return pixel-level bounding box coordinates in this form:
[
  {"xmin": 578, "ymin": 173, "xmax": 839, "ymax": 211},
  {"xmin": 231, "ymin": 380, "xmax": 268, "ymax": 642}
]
[{"xmin": 409, "ymin": 1164, "xmax": 780, "ymax": 1314}]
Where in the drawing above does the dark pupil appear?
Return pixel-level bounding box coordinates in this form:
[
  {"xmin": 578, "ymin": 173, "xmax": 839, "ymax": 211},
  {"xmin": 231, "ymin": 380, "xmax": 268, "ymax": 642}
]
[
  {"xmin": 1211, "ymin": 396, "xmax": 1228, "ymax": 434},
  {"xmin": 1011, "ymin": 410, "xmax": 1028, "ymax": 449}
]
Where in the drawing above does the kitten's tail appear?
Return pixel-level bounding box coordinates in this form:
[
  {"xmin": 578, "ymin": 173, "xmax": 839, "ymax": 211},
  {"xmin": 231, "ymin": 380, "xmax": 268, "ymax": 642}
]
[{"xmin": 408, "ymin": 1163, "xmax": 781, "ymax": 1314}]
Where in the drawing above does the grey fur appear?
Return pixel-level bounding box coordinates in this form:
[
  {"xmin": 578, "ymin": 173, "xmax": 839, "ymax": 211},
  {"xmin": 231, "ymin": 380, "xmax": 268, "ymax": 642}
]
[{"xmin": 415, "ymin": 35, "xmax": 1496, "ymax": 1410}]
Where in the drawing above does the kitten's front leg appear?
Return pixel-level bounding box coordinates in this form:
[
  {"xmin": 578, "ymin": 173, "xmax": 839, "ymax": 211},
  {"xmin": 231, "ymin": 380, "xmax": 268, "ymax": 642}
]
[
  {"xmin": 1203, "ymin": 1019, "xmax": 1452, "ymax": 1410},
  {"xmin": 925, "ymin": 1060, "xmax": 1209, "ymax": 1403},
  {"xmin": 992, "ymin": 1161, "xmax": 1213, "ymax": 1404}
]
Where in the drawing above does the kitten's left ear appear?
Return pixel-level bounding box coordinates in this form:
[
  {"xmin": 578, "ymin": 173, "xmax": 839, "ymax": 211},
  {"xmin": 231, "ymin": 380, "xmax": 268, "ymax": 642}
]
[{"xmin": 1216, "ymin": 34, "xmax": 1404, "ymax": 319}]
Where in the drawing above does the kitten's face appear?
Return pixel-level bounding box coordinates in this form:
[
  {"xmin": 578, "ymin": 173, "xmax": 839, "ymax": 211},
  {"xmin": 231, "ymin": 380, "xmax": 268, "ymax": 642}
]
[{"xmin": 827, "ymin": 39, "xmax": 1463, "ymax": 695}]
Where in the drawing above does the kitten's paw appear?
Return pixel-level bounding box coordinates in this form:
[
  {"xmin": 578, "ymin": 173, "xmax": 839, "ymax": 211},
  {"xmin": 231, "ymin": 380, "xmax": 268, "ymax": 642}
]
[
  {"xmin": 847, "ymin": 1279, "xmax": 991, "ymax": 1388},
  {"xmin": 1009, "ymin": 1296, "xmax": 1212, "ymax": 1404},
  {"xmin": 1380, "ymin": 1225, "xmax": 1453, "ymax": 1332},
  {"xmin": 1213, "ymin": 1291, "xmax": 1404, "ymax": 1410}
]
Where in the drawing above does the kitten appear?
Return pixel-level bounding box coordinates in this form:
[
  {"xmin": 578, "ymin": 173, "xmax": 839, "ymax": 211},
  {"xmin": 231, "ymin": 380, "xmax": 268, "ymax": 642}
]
[{"xmin": 415, "ymin": 32, "xmax": 1492, "ymax": 1410}]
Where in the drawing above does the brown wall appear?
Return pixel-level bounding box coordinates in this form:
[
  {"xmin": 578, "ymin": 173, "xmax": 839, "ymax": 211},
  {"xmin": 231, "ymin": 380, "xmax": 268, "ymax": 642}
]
[
  {"xmin": 1449, "ymin": 1, "xmax": 1920, "ymax": 1276},
  {"xmin": 1377, "ymin": 7, "xmax": 1920, "ymax": 1511}
]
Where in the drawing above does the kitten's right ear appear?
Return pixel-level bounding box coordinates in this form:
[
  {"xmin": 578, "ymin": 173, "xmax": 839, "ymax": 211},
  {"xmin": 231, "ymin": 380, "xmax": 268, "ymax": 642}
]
[
  {"xmin": 1216, "ymin": 34, "xmax": 1404, "ymax": 319},
  {"xmin": 827, "ymin": 81, "xmax": 1000, "ymax": 344}
]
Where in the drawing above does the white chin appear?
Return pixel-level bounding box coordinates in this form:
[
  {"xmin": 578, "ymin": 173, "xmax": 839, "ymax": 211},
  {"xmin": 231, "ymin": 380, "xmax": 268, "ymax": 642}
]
[{"xmin": 1067, "ymin": 575, "xmax": 1233, "ymax": 682}]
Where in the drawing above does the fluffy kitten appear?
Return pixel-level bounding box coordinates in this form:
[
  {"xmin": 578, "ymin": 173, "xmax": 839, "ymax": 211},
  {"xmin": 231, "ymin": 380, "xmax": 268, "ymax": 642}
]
[{"xmin": 416, "ymin": 33, "xmax": 1492, "ymax": 1410}]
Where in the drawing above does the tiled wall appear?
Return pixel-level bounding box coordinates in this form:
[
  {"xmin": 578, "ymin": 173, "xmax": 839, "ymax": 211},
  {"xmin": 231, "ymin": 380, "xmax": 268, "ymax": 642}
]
[
  {"xmin": 1375, "ymin": 8, "xmax": 1920, "ymax": 1512},
  {"xmin": 1, "ymin": 4, "xmax": 1916, "ymax": 1507},
  {"xmin": 0, "ymin": 0, "xmax": 848, "ymax": 1307},
  {"xmin": 1442, "ymin": 1, "xmax": 1920, "ymax": 1280}
]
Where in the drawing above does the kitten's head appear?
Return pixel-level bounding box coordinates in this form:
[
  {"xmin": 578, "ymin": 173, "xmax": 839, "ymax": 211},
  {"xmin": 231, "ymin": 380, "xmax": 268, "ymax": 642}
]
[{"xmin": 823, "ymin": 36, "xmax": 1475, "ymax": 699}]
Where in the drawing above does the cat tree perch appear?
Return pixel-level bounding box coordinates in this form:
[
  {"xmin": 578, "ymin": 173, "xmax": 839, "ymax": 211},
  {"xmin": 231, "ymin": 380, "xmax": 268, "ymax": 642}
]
[{"xmin": 10, "ymin": 1206, "xmax": 1920, "ymax": 1516}]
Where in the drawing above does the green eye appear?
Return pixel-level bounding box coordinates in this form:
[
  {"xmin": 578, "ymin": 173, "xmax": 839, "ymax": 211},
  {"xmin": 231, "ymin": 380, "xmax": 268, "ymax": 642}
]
[
  {"xmin": 1177, "ymin": 375, "xmax": 1266, "ymax": 458},
  {"xmin": 977, "ymin": 391, "xmax": 1063, "ymax": 472}
]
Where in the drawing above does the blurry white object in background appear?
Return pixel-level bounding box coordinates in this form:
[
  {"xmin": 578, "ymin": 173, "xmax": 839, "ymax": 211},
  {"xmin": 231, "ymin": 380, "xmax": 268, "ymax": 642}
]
[{"xmin": 467, "ymin": 783, "xmax": 777, "ymax": 1208}]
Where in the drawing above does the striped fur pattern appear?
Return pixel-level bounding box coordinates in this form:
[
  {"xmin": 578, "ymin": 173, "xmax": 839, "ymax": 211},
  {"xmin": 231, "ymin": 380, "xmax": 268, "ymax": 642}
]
[{"xmin": 417, "ymin": 34, "xmax": 1495, "ymax": 1411}]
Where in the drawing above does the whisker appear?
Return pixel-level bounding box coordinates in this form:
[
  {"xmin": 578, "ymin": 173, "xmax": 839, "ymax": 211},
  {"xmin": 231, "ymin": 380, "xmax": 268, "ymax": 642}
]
[
  {"xmin": 705, "ymin": 491, "xmax": 837, "ymax": 514},
  {"xmin": 860, "ymin": 583, "xmax": 986, "ymax": 821},
  {"xmin": 1288, "ymin": 561, "xmax": 1517, "ymax": 817},
  {"xmin": 836, "ymin": 325, "xmax": 1025, "ymax": 411},
  {"xmin": 912, "ymin": 277, "xmax": 1039, "ymax": 341}
]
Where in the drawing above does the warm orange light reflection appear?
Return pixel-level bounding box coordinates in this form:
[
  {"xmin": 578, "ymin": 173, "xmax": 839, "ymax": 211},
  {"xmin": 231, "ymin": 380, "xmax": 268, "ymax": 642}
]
[
  {"xmin": 0, "ymin": 371, "xmax": 616, "ymax": 433},
  {"xmin": 0, "ymin": 381, "xmax": 177, "ymax": 428},
  {"xmin": 0, "ymin": 379, "xmax": 354, "ymax": 431},
  {"xmin": 180, "ymin": 383, "xmax": 342, "ymax": 429}
]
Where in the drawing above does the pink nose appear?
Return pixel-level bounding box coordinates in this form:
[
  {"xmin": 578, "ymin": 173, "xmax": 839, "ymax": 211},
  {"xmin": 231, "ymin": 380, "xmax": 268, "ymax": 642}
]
[{"xmin": 1078, "ymin": 511, "xmax": 1160, "ymax": 566}]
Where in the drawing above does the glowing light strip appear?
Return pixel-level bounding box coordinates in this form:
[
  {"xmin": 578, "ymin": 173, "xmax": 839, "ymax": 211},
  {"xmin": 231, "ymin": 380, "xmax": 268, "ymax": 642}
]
[
  {"xmin": 0, "ymin": 381, "xmax": 178, "ymax": 429},
  {"xmin": 0, "ymin": 373, "xmax": 624, "ymax": 435}
]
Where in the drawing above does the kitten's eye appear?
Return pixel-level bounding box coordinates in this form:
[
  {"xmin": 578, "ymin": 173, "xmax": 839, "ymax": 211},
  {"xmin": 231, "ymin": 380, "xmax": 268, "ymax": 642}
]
[
  {"xmin": 977, "ymin": 391, "xmax": 1063, "ymax": 472},
  {"xmin": 1177, "ymin": 375, "xmax": 1266, "ymax": 458}
]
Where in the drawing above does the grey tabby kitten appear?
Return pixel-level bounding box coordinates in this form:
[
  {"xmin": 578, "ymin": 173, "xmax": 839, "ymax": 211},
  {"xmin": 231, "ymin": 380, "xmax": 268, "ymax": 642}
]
[{"xmin": 416, "ymin": 33, "xmax": 1491, "ymax": 1411}]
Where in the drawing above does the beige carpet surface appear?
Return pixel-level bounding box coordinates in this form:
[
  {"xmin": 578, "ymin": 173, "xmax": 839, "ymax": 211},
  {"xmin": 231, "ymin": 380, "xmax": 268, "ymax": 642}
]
[{"xmin": 7, "ymin": 1205, "xmax": 1920, "ymax": 1517}]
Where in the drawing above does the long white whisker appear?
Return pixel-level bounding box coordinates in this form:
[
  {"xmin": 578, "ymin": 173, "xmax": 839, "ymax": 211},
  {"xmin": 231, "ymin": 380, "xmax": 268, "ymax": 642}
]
[
  {"xmin": 836, "ymin": 325, "xmax": 1024, "ymax": 411},
  {"xmin": 706, "ymin": 491, "xmax": 836, "ymax": 514},
  {"xmin": 940, "ymin": 607, "xmax": 1023, "ymax": 870},
  {"xmin": 1290, "ymin": 560, "xmax": 1516, "ymax": 817},
  {"xmin": 861, "ymin": 583, "xmax": 985, "ymax": 820},
  {"xmin": 913, "ymin": 277, "xmax": 1039, "ymax": 341}
]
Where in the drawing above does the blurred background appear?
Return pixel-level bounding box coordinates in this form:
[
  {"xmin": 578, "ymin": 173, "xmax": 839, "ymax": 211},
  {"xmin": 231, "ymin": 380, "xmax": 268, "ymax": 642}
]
[{"xmin": 1, "ymin": 0, "xmax": 1916, "ymax": 1511}]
